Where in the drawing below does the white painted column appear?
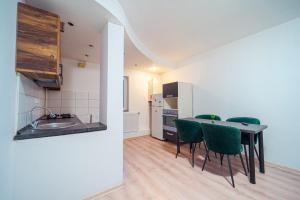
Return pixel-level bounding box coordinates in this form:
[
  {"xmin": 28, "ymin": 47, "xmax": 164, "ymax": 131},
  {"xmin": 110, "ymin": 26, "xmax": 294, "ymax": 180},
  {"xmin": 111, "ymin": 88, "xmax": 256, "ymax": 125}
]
[{"xmin": 100, "ymin": 22, "xmax": 124, "ymax": 127}]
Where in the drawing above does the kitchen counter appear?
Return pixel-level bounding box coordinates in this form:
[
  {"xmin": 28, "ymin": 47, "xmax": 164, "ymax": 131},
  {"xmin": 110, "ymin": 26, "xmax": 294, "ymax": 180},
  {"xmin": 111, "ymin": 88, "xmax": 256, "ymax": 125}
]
[{"xmin": 14, "ymin": 115, "xmax": 107, "ymax": 140}]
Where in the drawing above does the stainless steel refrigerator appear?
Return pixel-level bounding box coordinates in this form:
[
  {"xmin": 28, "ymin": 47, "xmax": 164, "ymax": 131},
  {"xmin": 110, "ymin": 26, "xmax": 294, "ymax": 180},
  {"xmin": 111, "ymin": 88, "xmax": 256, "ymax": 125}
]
[{"xmin": 150, "ymin": 94, "xmax": 163, "ymax": 140}]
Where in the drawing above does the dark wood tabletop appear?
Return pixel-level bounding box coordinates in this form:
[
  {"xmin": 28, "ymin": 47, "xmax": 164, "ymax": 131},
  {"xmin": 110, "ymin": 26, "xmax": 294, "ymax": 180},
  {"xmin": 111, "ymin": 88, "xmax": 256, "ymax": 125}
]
[{"xmin": 183, "ymin": 118, "xmax": 268, "ymax": 134}]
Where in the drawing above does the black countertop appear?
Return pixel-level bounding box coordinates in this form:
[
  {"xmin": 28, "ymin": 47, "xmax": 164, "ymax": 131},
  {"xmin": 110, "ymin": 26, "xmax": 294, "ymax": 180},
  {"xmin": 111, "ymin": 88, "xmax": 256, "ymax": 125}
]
[{"xmin": 14, "ymin": 115, "xmax": 107, "ymax": 140}]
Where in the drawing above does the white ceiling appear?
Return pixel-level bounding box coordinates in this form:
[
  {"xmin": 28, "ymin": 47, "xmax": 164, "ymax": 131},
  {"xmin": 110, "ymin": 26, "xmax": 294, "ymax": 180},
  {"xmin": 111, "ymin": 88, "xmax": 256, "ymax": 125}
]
[
  {"xmin": 124, "ymin": 34, "xmax": 169, "ymax": 74},
  {"xmin": 27, "ymin": 0, "xmax": 114, "ymax": 63},
  {"xmin": 118, "ymin": 0, "xmax": 300, "ymax": 65},
  {"xmin": 25, "ymin": 0, "xmax": 300, "ymax": 72},
  {"xmin": 26, "ymin": 0, "xmax": 165, "ymax": 73}
]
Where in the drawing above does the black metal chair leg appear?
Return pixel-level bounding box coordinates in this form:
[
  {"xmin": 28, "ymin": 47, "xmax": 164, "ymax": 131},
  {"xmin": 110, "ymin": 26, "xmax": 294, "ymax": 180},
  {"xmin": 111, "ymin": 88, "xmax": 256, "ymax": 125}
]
[
  {"xmin": 227, "ymin": 155, "xmax": 235, "ymax": 188},
  {"xmin": 202, "ymin": 151, "xmax": 209, "ymax": 171},
  {"xmin": 220, "ymin": 154, "xmax": 224, "ymax": 165},
  {"xmin": 190, "ymin": 143, "xmax": 192, "ymax": 154},
  {"xmin": 176, "ymin": 140, "xmax": 180, "ymax": 158},
  {"xmin": 239, "ymin": 153, "xmax": 248, "ymax": 176},
  {"xmin": 203, "ymin": 142, "xmax": 211, "ymax": 161},
  {"xmin": 244, "ymin": 144, "xmax": 249, "ymax": 172},
  {"xmin": 192, "ymin": 143, "xmax": 197, "ymax": 167}
]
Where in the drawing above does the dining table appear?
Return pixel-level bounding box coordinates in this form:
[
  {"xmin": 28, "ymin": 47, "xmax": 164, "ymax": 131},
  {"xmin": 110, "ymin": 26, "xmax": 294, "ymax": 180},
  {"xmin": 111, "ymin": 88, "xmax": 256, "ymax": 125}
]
[{"xmin": 183, "ymin": 117, "xmax": 268, "ymax": 184}]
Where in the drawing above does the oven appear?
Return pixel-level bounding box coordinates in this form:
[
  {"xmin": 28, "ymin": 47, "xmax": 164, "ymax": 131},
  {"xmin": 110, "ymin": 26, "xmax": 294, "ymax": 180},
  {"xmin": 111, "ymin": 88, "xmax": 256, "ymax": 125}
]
[{"xmin": 163, "ymin": 109, "xmax": 178, "ymax": 136}]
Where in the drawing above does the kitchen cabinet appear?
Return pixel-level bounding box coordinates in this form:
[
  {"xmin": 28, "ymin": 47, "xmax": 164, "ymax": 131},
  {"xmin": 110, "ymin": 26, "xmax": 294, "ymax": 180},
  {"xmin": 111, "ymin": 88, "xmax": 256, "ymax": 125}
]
[
  {"xmin": 163, "ymin": 82, "xmax": 178, "ymax": 98},
  {"xmin": 16, "ymin": 2, "xmax": 62, "ymax": 89},
  {"xmin": 148, "ymin": 78, "xmax": 162, "ymax": 101},
  {"xmin": 162, "ymin": 82, "xmax": 193, "ymax": 143}
]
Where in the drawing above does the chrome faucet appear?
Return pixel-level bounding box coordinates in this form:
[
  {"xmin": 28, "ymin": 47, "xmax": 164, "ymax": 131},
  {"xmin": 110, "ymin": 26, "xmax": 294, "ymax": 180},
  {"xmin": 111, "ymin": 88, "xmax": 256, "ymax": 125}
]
[{"xmin": 30, "ymin": 106, "xmax": 55, "ymax": 128}]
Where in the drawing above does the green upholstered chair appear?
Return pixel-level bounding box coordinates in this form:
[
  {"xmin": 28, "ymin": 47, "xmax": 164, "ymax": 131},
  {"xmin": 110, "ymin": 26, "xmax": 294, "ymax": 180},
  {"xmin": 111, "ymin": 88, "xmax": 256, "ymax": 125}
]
[
  {"xmin": 175, "ymin": 119, "xmax": 205, "ymax": 167},
  {"xmin": 201, "ymin": 123, "xmax": 247, "ymax": 188},
  {"xmin": 195, "ymin": 114, "xmax": 222, "ymax": 158},
  {"xmin": 195, "ymin": 114, "xmax": 222, "ymax": 121},
  {"xmin": 226, "ymin": 117, "xmax": 260, "ymax": 171}
]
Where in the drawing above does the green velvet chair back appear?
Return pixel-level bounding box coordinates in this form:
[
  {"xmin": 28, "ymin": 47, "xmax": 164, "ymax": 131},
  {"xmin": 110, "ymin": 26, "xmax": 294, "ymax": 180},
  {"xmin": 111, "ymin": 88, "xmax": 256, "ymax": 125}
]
[
  {"xmin": 226, "ymin": 117, "xmax": 260, "ymax": 125},
  {"xmin": 226, "ymin": 117, "xmax": 260, "ymax": 145},
  {"xmin": 201, "ymin": 123, "xmax": 242, "ymax": 155},
  {"xmin": 195, "ymin": 114, "xmax": 221, "ymax": 121},
  {"xmin": 175, "ymin": 119, "xmax": 203, "ymax": 143}
]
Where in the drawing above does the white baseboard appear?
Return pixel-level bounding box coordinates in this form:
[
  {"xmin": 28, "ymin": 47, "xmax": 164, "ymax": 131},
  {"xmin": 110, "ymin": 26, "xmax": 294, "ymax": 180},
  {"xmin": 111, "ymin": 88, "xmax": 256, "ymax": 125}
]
[{"xmin": 123, "ymin": 129, "xmax": 150, "ymax": 139}]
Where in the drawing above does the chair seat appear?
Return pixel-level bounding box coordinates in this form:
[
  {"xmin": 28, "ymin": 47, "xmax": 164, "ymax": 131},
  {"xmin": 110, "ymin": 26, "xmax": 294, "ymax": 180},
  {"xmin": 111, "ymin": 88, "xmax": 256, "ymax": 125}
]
[
  {"xmin": 213, "ymin": 144, "xmax": 244, "ymax": 155},
  {"xmin": 201, "ymin": 123, "xmax": 243, "ymax": 155}
]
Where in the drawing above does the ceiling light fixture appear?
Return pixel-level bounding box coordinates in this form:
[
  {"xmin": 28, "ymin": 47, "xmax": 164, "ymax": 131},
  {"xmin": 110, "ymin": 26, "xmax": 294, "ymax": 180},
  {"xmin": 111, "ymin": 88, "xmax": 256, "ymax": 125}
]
[{"xmin": 150, "ymin": 66, "xmax": 157, "ymax": 71}]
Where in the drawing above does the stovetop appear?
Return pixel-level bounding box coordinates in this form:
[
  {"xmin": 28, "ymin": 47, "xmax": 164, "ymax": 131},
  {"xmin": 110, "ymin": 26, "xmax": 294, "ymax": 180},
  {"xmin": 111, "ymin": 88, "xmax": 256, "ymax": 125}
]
[{"xmin": 45, "ymin": 113, "xmax": 73, "ymax": 119}]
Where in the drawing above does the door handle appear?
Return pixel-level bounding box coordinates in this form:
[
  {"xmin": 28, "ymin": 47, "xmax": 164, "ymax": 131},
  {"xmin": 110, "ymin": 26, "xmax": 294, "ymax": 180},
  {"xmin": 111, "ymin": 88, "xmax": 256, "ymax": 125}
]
[{"xmin": 165, "ymin": 132, "xmax": 174, "ymax": 136}]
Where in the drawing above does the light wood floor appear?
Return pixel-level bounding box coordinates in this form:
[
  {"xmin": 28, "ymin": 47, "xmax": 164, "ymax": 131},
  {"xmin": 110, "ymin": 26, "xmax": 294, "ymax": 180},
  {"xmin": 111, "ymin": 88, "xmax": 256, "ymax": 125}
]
[{"xmin": 89, "ymin": 136, "xmax": 300, "ymax": 200}]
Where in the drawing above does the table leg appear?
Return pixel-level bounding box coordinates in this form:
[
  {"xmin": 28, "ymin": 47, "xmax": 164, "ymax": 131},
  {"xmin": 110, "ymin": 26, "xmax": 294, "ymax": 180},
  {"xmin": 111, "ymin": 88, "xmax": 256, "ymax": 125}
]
[
  {"xmin": 249, "ymin": 133, "xmax": 256, "ymax": 184},
  {"xmin": 258, "ymin": 131, "xmax": 265, "ymax": 173},
  {"xmin": 176, "ymin": 134, "xmax": 180, "ymax": 158}
]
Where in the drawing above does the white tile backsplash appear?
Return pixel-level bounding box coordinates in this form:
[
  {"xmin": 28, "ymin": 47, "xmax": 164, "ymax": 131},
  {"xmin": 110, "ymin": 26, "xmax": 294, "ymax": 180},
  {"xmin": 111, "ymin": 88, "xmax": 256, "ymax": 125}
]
[
  {"xmin": 47, "ymin": 99, "xmax": 62, "ymax": 108},
  {"xmin": 76, "ymin": 107, "xmax": 89, "ymax": 116},
  {"xmin": 61, "ymin": 107, "xmax": 75, "ymax": 114},
  {"xmin": 76, "ymin": 99, "xmax": 88, "ymax": 107},
  {"xmin": 88, "ymin": 99, "xmax": 99, "ymax": 108},
  {"xmin": 62, "ymin": 90, "xmax": 75, "ymax": 99},
  {"xmin": 88, "ymin": 92, "xmax": 99, "ymax": 100},
  {"xmin": 47, "ymin": 90, "xmax": 61, "ymax": 99},
  {"xmin": 17, "ymin": 75, "xmax": 100, "ymax": 129},
  {"xmin": 46, "ymin": 90, "xmax": 100, "ymax": 123},
  {"xmin": 17, "ymin": 74, "xmax": 46, "ymax": 130},
  {"xmin": 62, "ymin": 99, "xmax": 75, "ymax": 107},
  {"xmin": 75, "ymin": 91, "xmax": 89, "ymax": 99}
]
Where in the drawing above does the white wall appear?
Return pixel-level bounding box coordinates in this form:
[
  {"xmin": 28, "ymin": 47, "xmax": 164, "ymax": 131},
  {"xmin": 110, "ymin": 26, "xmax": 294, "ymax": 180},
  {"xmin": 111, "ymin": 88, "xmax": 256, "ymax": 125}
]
[
  {"xmin": 0, "ymin": 0, "xmax": 18, "ymax": 199},
  {"xmin": 124, "ymin": 68, "xmax": 162, "ymax": 138},
  {"xmin": 13, "ymin": 22, "xmax": 125, "ymax": 200},
  {"xmin": 163, "ymin": 18, "xmax": 300, "ymax": 170},
  {"xmin": 46, "ymin": 58, "xmax": 100, "ymax": 123},
  {"xmin": 60, "ymin": 58, "xmax": 100, "ymax": 91}
]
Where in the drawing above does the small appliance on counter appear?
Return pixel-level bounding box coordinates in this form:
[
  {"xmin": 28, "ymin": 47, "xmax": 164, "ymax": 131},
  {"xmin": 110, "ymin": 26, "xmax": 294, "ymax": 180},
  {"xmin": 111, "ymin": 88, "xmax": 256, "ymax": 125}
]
[{"xmin": 150, "ymin": 94, "xmax": 164, "ymax": 140}]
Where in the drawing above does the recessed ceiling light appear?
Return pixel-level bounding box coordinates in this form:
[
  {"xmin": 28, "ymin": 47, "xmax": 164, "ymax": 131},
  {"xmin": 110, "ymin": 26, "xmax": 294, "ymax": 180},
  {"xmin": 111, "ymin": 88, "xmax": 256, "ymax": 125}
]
[
  {"xmin": 150, "ymin": 66, "xmax": 157, "ymax": 71},
  {"xmin": 85, "ymin": 54, "xmax": 89, "ymax": 57},
  {"xmin": 88, "ymin": 44, "xmax": 94, "ymax": 48},
  {"xmin": 67, "ymin": 22, "xmax": 74, "ymax": 26}
]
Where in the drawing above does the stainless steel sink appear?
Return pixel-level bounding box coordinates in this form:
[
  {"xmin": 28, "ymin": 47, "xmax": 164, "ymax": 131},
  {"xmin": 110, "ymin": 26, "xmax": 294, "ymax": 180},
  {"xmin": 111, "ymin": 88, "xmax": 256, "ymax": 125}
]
[{"xmin": 34, "ymin": 122, "xmax": 79, "ymax": 130}]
